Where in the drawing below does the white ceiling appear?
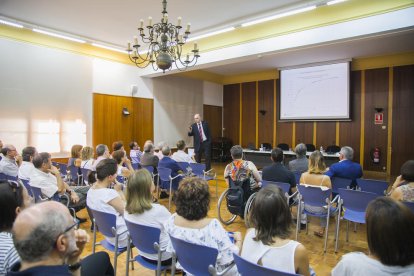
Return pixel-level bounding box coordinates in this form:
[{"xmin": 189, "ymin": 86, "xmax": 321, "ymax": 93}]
[{"xmin": 1, "ymin": 0, "xmax": 414, "ymax": 76}]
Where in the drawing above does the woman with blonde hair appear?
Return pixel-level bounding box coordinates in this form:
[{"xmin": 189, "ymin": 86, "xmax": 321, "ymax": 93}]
[
  {"xmin": 81, "ymin": 146, "xmax": 95, "ymax": 171},
  {"xmin": 68, "ymin": 144, "xmax": 83, "ymax": 167},
  {"xmin": 124, "ymin": 169, "xmax": 172, "ymax": 264},
  {"xmin": 299, "ymin": 150, "xmax": 332, "ymax": 237}
]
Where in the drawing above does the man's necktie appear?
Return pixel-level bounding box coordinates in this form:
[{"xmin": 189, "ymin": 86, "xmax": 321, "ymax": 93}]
[{"xmin": 198, "ymin": 123, "xmax": 203, "ymax": 141}]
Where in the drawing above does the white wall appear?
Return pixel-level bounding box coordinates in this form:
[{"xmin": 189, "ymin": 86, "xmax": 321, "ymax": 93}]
[{"xmin": 203, "ymin": 81, "xmax": 223, "ymax": 107}]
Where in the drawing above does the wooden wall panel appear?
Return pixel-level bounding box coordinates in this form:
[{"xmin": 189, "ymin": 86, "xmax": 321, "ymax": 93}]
[
  {"xmin": 93, "ymin": 93, "xmax": 153, "ymax": 150},
  {"xmin": 295, "ymin": 122, "xmax": 314, "ymax": 146},
  {"xmin": 364, "ymin": 68, "xmax": 388, "ymax": 171},
  {"xmin": 241, "ymin": 82, "xmax": 257, "ymax": 148},
  {"xmin": 276, "ymin": 80, "xmax": 293, "ymax": 148},
  {"xmin": 340, "ymin": 71, "xmax": 361, "ymax": 163},
  {"xmin": 223, "ymin": 84, "xmax": 240, "ymax": 145},
  {"xmin": 258, "ymin": 80, "xmax": 274, "ymax": 146},
  {"xmin": 203, "ymin": 105, "xmax": 223, "ymax": 139},
  {"xmin": 316, "ymin": 122, "xmax": 336, "ymax": 149},
  {"xmin": 392, "ymin": 65, "xmax": 414, "ymax": 175}
]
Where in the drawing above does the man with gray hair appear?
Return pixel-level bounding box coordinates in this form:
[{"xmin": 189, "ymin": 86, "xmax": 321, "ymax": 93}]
[
  {"xmin": 8, "ymin": 201, "xmax": 113, "ymax": 275},
  {"xmin": 91, "ymin": 144, "xmax": 110, "ymax": 171},
  {"xmin": 288, "ymin": 143, "xmax": 308, "ymax": 173},
  {"xmin": 325, "ymin": 146, "xmax": 363, "ymax": 188},
  {"xmin": 0, "ymin": 144, "xmax": 22, "ymax": 178},
  {"xmin": 158, "ymin": 145, "xmax": 183, "ymax": 191}
]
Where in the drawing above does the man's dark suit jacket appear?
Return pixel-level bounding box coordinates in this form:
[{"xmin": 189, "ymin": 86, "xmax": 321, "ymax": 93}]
[
  {"xmin": 262, "ymin": 162, "xmax": 297, "ymax": 194},
  {"xmin": 140, "ymin": 152, "xmax": 159, "ymax": 170},
  {"xmin": 158, "ymin": 156, "xmax": 183, "ymax": 190},
  {"xmin": 188, "ymin": 121, "xmax": 211, "ymax": 152},
  {"xmin": 325, "ymin": 159, "xmax": 363, "ymax": 187}
]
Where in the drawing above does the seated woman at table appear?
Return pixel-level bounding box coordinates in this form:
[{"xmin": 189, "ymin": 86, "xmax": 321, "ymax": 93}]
[
  {"xmin": 332, "ymin": 197, "xmax": 414, "ymax": 275},
  {"xmin": 242, "ymin": 185, "xmax": 310, "ymax": 276},
  {"xmin": 299, "ymin": 150, "xmax": 332, "ymax": 237},
  {"xmin": 390, "ymin": 160, "xmax": 414, "ymax": 202},
  {"xmin": 164, "ymin": 177, "xmax": 242, "ymax": 275}
]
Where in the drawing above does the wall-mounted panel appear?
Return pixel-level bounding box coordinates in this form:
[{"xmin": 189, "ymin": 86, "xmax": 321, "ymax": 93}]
[
  {"xmin": 203, "ymin": 105, "xmax": 223, "ymax": 140},
  {"xmin": 223, "ymin": 84, "xmax": 240, "ymax": 145},
  {"xmin": 241, "ymin": 82, "xmax": 257, "ymax": 148},
  {"xmin": 364, "ymin": 68, "xmax": 388, "ymax": 172}
]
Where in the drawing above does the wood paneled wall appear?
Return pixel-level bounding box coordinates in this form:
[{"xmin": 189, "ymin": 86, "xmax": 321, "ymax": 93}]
[
  {"xmin": 223, "ymin": 64, "xmax": 414, "ymax": 176},
  {"xmin": 93, "ymin": 93, "xmax": 153, "ymax": 150},
  {"xmin": 203, "ymin": 105, "xmax": 223, "ymax": 140}
]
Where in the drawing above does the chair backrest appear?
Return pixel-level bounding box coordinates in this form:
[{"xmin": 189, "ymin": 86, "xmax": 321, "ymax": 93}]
[
  {"xmin": 19, "ymin": 178, "xmax": 33, "ymax": 197},
  {"xmin": 305, "ymin": 144, "xmax": 316, "ymax": 152},
  {"xmin": 331, "ymin": 177, "xmax": 352, "ymax": 194},
  {"xmin": 356, "ymin": 179, "xmax": 388, "ymax": 195},
  {"xmin": 297, "ymin": 185, "xmax": 331, "ymax": 206},
  {"xmin": 326, "ymin": 145, "xmax": 341, "ymax": 153},
  {"xmin": 90, "ymin": 208, "xmax": 117, "ymax": 237},
  {"xmin": 116, "ymin": 175, "xmax": 125, "ymax": 184},
  {"xmin": 262, "ymin": 143, "xmax": 272, "ymax": 151},
  {"xmin": 169, "ymin": 235, "xmax": 218, "ymax": 276},
  {"xmin": 131, "ymin": 163, "xmax": 140, "ymax": 170},
  {"xmin": 277, "ymin": 143, "xmax": 290, "ymax": 151},
  {"xmin": 262, "ymin": 180, "xmax": 290, "ymax": 194},
  {"xmin": 233, "ymin": 253, "xmax": 299, "ymax": 276},
  {"xmin": 30, "ymin": 186, "xmax": 47, "ymax": 203},
  {"xmin": 81, "ymin": 168, "xmax": 91, "ymax": 183},
  {"xmin": 189, "ymin": 163, "xmax": 206, "ymax": 176},
  {"xmin": 142, "ymin": 165, "xmax": 154, "ymax": 174},
  {"xmin": 247, "ymin": 142, "xmax": 256, "ymax": 150},
  {"xmin": 57, "ymin": 163, "xmax": 68, "ymax": 176},
  {"xmin": 338, "ymin": 188, "xmax": 378, "ymax": 212},
  {"xmin": 0, "ymin": 173, "xmax": 17, "ymax": 181},
  {"xmin": 157, "ymin": 167, "xmax": 172, "ymax": 183},
  {"xmin": 403, "ymin": 201, "xmax": 414, "ymax": 213},
  {"xmin": 177, "ymin": 161, "xmax": 190, "ymax": 172},
  {"xmin": 68, "ymin": 165, "xmax": 79, "ymax": 180},
  {"xmin": 125, "ymin": 220, "xmax": 161, "ymax": 255}
]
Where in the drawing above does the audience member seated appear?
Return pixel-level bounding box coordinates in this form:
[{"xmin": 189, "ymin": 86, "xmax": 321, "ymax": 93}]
[
  {"xmin": 289, "ymin": 143, "xmax": 309, "ymax": 173},
  {"xmin": 91, "ymin": 144, "xmax": 110, "ymax": 171},
  {"xmin": 390, "ymin": 160, "xmax": 414, "ymax": 202},
  {"xmin": 0, "ymin": 180, "xmax": 32, "ymax": 274},
  {"xmin": 86, "ymin": 159, "xmax": 128, "ymax": 248},
  {"xmin": 112, "ymin": 150, "xmax": 134, "ymax": 178},
  {"xmin": 30, "ymin": 152, "xmax": 89, "ymax": 218},
  {"xmin": 158, "ymin": 146, "xmax": 183, "ymax": 191},
  {"xmin": 68, "ymin": 144, "xmax": 83, "ymax": 168},
  {"xmin": 154, "ymin": 141, "xmax": 167, "ymax": 160},
  {"xmin": 224, "ymin": 145, "xmax": 261, "ymax": 192},
  {"xmin": 171, "ymin": 140, "xmax": 195, "ymax": 163},
  {"xmin": 325, "ymin": 146, "xmax": 362, "ymax": 188},
  {"xmin": 164, "ymin": 177, "xmax": 241, "ymax": 275},
  {"xmin": 9, "ymin": 201, "xmax": 114, "ymax": 276},
  {"xmin": 262, "ymin": 147, "xmax": 297, "ymax": 195},
  {"xmin": 141, "ymin": 142, "xmax": 159, "ymax": 172},
  {"xmin": 242, "ymin": 185, "xmax": 310, "ymax": 276},
  {"xmin": 129, "ymin": 141, "xmax": 142, "ymax": 164},
  {"xmin": 300, "ymin": 151, "xmax": 332, "ymax": 238},
  {"xmin": 332, "ymin": 197, "xmax": 414, "ymax": 275},
  {"xmin": 0, "ymin": 144, "xmax": 22, "ymax": 178},
  {"xmin": 124, "ymin": 169, "xmax": 172, "ymax": 264},
  {"xmin": 0, "ymin": 139, "xmax": 3, "ymax": 159},
  {"xmin": 112, "ymin": 141, "xmax": 124, "ymax": 153},
  {"xmin": 80, "ymin": 146, "xmax": 95, "ymax": 171},
  {"xmin": 18, "ymin": 146, "xmax": 37, "ymax": 180}
]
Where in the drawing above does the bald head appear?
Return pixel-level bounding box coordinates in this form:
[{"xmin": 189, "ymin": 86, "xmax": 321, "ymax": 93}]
[
  {"xmin": 1, "ymin": 144, "xmax": 17, "ymax": 157},
  {"xmin": 13, "ymin": 201, "xmax": 71, "ymax": 262},
  {"xmin": 194, "ymin": 114, "xmax": 201, "ymax": 124}
]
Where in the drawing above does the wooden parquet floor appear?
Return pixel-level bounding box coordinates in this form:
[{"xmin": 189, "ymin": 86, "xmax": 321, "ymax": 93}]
[{"xmin": 79, "ymin": 163, "xmax": 369, "ymax": 276}]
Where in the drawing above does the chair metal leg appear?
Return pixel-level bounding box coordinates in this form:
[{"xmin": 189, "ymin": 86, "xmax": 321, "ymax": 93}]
[
  {"xmin": 324, "ymin": 205, "xmax": 330, "ymax": 253},
  {"xmin": 346, "ymin": 220, "xmax": 349, "ymax": 242},
  {"xmin": 295, "ymin": 201, "xmax": 301, "ymax": 241},
  {"xmin": 168, "ymin": 180, "xmax": 172, "ymax": 211},
  {"xmin": 114, "ymin": 235, "xmax": 119, "ymax": 275},
  {"xmin": 92, "ymin": 218, "xmax": 96, "ymax": 254},
  {"xmin": 126, "ymin": 236, "xmax": 131, "ymax": 276},
  {"xmin": 335, "ymin": 203, "xmax": 342, "ymax": 252}
]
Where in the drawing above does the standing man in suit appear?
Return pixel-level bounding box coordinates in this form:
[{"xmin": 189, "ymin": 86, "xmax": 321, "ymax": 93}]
[
  {"xmin": 188, "ymin": 113, "xmax": 212, "ymax": 171},
  {"xmin": 325, "ymin": 146, "xmax": 363, "ymax": 188}
]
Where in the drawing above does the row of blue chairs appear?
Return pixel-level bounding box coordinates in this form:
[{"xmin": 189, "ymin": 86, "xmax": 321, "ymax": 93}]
[{"xmin": 90, "ymin": 207, "xmax": 299, "ymax": 276}]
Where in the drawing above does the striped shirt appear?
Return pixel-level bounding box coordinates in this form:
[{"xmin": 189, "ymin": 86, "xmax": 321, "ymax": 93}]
[{"xmin": 0, "ymin": 232, "xmax": 20, "ymax": 274}]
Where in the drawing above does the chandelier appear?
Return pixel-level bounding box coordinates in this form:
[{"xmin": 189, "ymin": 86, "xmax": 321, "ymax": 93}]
[{"xmin": 127, "ymin": 0, "xmax": 200, "ymax": 73}]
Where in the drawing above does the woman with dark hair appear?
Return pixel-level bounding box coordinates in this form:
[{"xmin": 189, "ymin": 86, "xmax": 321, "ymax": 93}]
[
  {"xmin": 332, "ymin": 197, "xmax": 414, "ymax": 275},
  {"xmin": 0, "ymin": 180, "xmax": 32, "ymax": 274},
  {"xmin": 164, "ymin": 177, "xmax": 241, "ymax": 275},
  {"xmin": 390, "ymin": 160, "xmax": 414, "ymax": 202},
  {"xmin": 299, "ymin": 150, "xmax": 332, "ymax": 237},
  {"xmin": 112, "ymin": 150, "xmax": 134, "ymax": 178},
  {"xmin": 241, "ymin": 185, "xmax": 310, "ymax": 276}
]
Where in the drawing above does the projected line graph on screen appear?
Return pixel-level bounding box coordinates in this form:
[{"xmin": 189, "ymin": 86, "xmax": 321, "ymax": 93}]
[{"xmin": 280, "ymin": 62, "xmax": 350, "ymax": 120}]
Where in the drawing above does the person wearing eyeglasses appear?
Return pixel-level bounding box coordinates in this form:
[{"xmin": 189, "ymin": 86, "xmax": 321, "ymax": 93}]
[
  {"xmin": 0, "ymin": 180, "xmax": 33, "ymax": 274},
  {"xmin": 0, "ymin": 144, "xmax": 22, "ymax": 178},
  {"xmin": 7, "ymin": 201, "xmax": 114, "ymax": 276}
]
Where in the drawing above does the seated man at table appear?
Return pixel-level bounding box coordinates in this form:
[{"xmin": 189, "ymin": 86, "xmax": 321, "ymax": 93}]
[
  {"xmin": 288, "ymin": 143, "xmax": 308, "ymax": 174},
  {"xmin": 262, "ymin": 147, "xmax": 297, "ymax": 195},
  {"xmin": 325, "ymin": 146, "xmax": 362, "ymax": 188}
]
